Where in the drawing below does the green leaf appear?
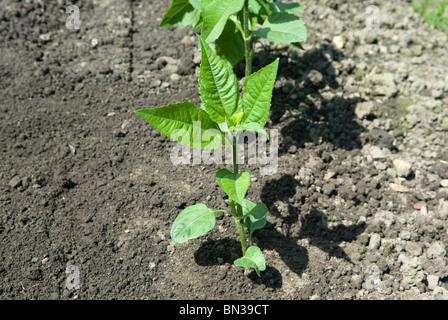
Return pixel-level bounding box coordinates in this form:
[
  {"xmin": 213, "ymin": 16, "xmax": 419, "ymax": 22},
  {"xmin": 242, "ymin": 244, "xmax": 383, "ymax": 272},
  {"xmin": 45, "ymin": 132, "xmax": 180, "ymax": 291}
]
[
  {"xmin": 135, "ymin": 101, "xmax": 222, "ymax": 150},
  {"xmin": 242, "ymin": 199, "xmax": 267, "ymax": 241},
  {"xmin": 198, "ymin": 36, "xmax": 240, "ymax": 124},
  {"xmin": 160, "ymin": 0, "xmax": 201, "ymax": 28},
  {"xmin": 171, "ymin": 204, "xmax": 217, "ymax": 243},
  {"xmin": 214, "ymin": 19, "xmax": 245, "ymax": 67},
  {"xmin": 249, "ymin": 0, "xmax": 272, "ymax": 18},
  {"xmin": 231, "ymin": 122, "xmax": 269, "ymax": 139},
  {"xmin": 230, "ymin": 111, "xmax": 245, "ymax": 126},
  {"xmin": 200, "ymin": 0, "xmax": 245, "ymax": 43},
  {"xmin": 234, "ymin": 246, "xmax": 266, "ymax": 276},
  {"xmin": 216, "ymin": 169, "xmax": 250, "ymax": 204},
  {"xmin": 270, "ymin": 2, "xmax": 304, "ymax": 14},
  {"xmin": 189, "ymin": 0, "xmax": 201, "ymax": 10},
  {"xmin": 241, "ymin": 58, "xmax": 279, "ymax": 127},
  {"xmin": 254, "ymin": 12, "xmax": 307, "ymax": 44}
]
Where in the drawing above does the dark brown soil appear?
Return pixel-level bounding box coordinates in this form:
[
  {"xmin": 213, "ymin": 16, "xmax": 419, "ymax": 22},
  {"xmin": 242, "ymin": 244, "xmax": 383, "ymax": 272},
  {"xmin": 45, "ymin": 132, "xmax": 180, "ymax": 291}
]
[{"xmin": 1, "ymin": 0, "xmax": 448, "ymax": 300}]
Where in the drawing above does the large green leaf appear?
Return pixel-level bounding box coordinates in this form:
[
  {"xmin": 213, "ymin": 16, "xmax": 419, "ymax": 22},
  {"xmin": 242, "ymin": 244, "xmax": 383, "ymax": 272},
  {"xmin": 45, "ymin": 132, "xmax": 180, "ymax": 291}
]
[
  {"xmin": 241, "ymin": 58, "xmax": 279, "ymax": 127},
  {"xmin": 200, "ymin": 0, "xmax": 245, "ymax": 43},
  {"xmin": 216, "ymin": 169, "xmax": 250, "ymax": 204},
  {"xmin": 234, "ymin": 246, "xmax": 266, "ymax": 276},
  {"xmin": 135, "ymin": 102, "xmax": 222, "ymax": 150},
  {"xmin": 214, "ymin": 19, "xmax": 245, "ymax": 67},
  {"xmin": 160, "ymin": 0, "xmax": 201, "ymax": 28},
  {"xmin": 254, "ymin": 12, "xmax": 307, "ymax": 44},
  {"xmin": 242, "ymin": 199, "xmax": 267, "ymax": 241},
  {"xmin": 171, "ymin": 204, "xmax": 217, "ymax": 243},
  {"xmin": 199, "ymin": 36, "xmax": 240, "ymax": 124}
]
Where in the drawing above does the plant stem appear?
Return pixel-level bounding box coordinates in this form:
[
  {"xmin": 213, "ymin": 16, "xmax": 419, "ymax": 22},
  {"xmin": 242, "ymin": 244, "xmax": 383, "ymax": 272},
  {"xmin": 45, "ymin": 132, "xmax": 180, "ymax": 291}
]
[
  {"xmin": 243, "ymin": 0, "xmax": 253, "ymax": 78},
  {"xmin": 232, "ymin": 134, "xmax": 247, "ymax": 255}
]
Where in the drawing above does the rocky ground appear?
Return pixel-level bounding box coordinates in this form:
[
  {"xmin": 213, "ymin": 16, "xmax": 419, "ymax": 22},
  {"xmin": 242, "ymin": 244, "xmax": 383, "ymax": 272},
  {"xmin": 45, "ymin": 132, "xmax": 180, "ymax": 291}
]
[{"xmin": 0, "ymin": 0, "xmax": 447, "ymax": 300}]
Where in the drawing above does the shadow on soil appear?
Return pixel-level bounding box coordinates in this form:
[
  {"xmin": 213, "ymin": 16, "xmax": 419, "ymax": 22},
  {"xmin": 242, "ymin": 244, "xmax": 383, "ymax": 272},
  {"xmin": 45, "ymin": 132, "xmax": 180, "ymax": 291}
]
[
  {"xmin": 260, "ymin": 174, "xmax": 367, "ymax": 273},
  {"xmin": 250, "ymin": 43, "xmax": 366, "ymax": 154}
]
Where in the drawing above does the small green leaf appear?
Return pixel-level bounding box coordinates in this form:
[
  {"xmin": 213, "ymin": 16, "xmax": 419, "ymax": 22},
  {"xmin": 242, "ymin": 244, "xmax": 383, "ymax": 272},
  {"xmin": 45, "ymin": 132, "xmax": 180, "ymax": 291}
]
[
  {"xmin": 201, "ymin": 0, "xmax": 245, "ymax": 43},
  {"xmin": 230, "ymin": 111, "xmax": 245, "ymax": 126},
  {"xmin": 134, "ymin": 101, "xmax": 221, "ymax": 150},
  {"xmin": 270, "ymin": 2, "xmax": 304, "ymax": 14},
  {"xmin": 216, "ymin": 169, "xmax": 250, "ymax": 204},
  {"xmin": 199, "ymin": 36, "xmax": 241, "ymax": 124},
  {"xmin": 242, "ymin": 199, "xmax": 267, "ymax": 241},
  {"xmin": 160, "ymin": 0, "xmax": 201, "ymax": 28},
  {"xmin": 171, "ymin": 204, "xmax": 217, "ymax": 243},
  {"xmin": 214, "ymin": 19, "xmax": 245, "ymax": 67},
  {"xmin": 241, "ymin": 59, "xmax": 279, "ymax": 127},
  {"xmin": 234, "ymin": 246, "xmax": 266, "ymax": 277},
  {"xmin": 254, "ymin": 12, "xmax": 307, "ymax": 44}
]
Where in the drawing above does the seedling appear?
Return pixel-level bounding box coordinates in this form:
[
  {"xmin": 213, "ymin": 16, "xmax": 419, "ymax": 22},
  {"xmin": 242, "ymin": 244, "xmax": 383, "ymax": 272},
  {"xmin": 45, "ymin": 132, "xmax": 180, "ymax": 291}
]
[
  {"xmin": 160, "ymin": 0, "xmax": 307, "ymax": 76},
  {"xmin": 135, "ymin": 37, "xmax": 279, "ymax": 276}
]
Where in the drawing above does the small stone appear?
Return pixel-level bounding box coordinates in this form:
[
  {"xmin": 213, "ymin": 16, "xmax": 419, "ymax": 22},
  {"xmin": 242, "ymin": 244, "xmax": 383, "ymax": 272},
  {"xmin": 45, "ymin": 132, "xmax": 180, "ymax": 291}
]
[
  {"xmin": 393, "ymin": 159, "xmax": 412, "ymax": 178},
  {"xmin": 440, "ymin": 179, "xmax": 448, "ymax": 188},
  {"xmin": 287, "ymin": 145, "xmax": 297, "ymax": 154},
  {"xmin": 68, "ymin": 144, "xmax": 76, "ymax": 155},
  {"xmin": 369, "ymin": 145, "xmax": 386, "ymax": 160},
  {"xmin": 322, "ymin": 183, "xmax": 335, "ymax": 196},
  {"xmin": 31, "ymin": 257, "xmax": 38, "ymax": 263},
  {"xmin": 161, "ymin": 82, "xmax": 170, "ymax": 88},
  {"xmin": 39, "ymin": 32, "xmax": 51, "ymax": 43},
  {"xmin": 426, "ymin": 242, "xmax": 446, "ymax": 259},
  {"xmin": 413, "ymin": 201, "xmax": 427, "ymax": 210},
  {"xmin": 149, "ymin": 79, "xmax": 162, "ymax": 88},
  {"xmin": 355, "ymin": 102, "xmax": 374, "ymax": 120},
  {"xmin": 390, "ymin": 183, "xmax": 409, "ymax": 193},
  {"xmin": 368, "ymin": 233, "xmax": 381, "ymax": 250},
  {"xmin": 351, "ymin": 275, "xmax": 363, "ymax": 289},
  {"xmin": 170, "ymin": 73, "xmax": 181, "ymax": 82},
  {"xmin": 332, "ymin": 36, "xmax": 345, "ymax": 49},
  {"xmin": 9, "ymin": 176, "xmax": 22, "ymax": 188},
  {"xmin": 324, "ymin": 171, "xmax": 336, "ymax": 180},
  {"xmin": 91, "ymin": 38, "xmax": 99, "ymax": 48},
  {"xmin": 433, "ymin": 287, "xmax": 448, "ymax": 300},
  {"xmin": 427, "ymin": 275, "xmax": 440, "ymax": 291},
  {"xmin": 437, "ymin": 199, "xmax": 448, "ymax": 219}
]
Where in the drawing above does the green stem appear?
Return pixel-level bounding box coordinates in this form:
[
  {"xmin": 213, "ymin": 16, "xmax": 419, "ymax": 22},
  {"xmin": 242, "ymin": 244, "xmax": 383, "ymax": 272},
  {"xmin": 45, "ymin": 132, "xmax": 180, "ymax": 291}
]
[
  {"xmin": 243, "ymin": 0, "xmax": 253, "ymax": 78},
  {"xmin": 232, "ymin": 133, "xmax": 247, "ymax": 255}
]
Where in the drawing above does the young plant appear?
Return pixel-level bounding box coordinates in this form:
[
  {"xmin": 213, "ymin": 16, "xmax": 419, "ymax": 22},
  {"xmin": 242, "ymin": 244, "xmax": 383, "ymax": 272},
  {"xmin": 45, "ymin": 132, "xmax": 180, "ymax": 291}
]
[
  {"xmin": 135, "ymin": 36, "xmax": 279, "ymax": 276},
  {"xmin": 160, "ymin": 0, "xmax": 307, "ymax": 76}
]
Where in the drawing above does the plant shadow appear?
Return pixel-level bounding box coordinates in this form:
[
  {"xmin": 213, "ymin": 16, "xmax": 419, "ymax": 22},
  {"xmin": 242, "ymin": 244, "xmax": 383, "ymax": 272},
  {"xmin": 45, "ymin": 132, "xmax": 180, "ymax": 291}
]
[
  {"xmin": 260, "ymin": 174, "xmax": 367, "ymax": 271},
  {"xmin": 244, "ymin": 43, "xmax": 366, "ymax": 154},
  {"xmin": 194, "ymin": 237, "xmax": 282, "ymax": 288}
]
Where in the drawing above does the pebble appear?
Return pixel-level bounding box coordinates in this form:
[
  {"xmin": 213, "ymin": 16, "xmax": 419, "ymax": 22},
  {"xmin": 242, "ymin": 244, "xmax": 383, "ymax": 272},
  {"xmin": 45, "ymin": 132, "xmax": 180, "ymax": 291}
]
[
  {"xmin": 440, "ymin": 179, "xmax": 448, "ymax": 188},
  {"xmin": 393, "ymin": 159, "xmax": 412, "ymax": 178},
  {"xmin": 369, "ymin": 145, "xmax": 386, "ymax": 160},
  {"xmin": 355, "ymin": 102, "xmax": 374, "ymax": 120},
  {"xmin": 390, "ymin": 183, "xmax": 409, "ymax": 193},
  {"xmin": 368, "ymin": 233, "xmax": 381, "ymax": 250},
  {"xmin": 433, "ymin": 287, "xmax": 448, "ymax": 300},
  {"xmin": 413, "ymin": 201, "xmax": 427, "ymax": 210},
  {"xmin": 426, "ymin": 242, "xmax": 446, "ymax": 259},
  {"xmin": 332, "ymin": 35, "xmax": 345, "ymax": 49},
  {"xmin": 427, "ymin": 275, "xmax": 439, "ymax": 291},
  {"xmin": 8, "ymin": 176, "xmax": 22, "ymax": 188},
  {"xmin": 351, "ymin": 275, "xmax": 363, "ymax": 289}
]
